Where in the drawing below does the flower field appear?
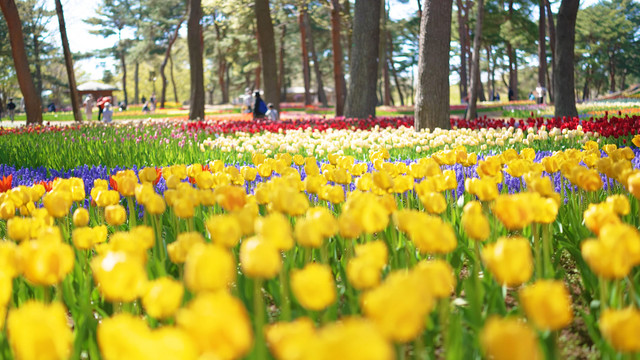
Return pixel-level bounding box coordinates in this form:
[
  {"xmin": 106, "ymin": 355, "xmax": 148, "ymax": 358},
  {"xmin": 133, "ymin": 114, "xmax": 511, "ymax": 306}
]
[{"xmin": 0, "ymin": 113, "xmax": 639, "ymax": 359}]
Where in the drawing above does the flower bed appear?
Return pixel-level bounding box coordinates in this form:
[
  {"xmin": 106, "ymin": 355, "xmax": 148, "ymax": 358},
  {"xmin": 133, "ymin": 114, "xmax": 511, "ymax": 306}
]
[{"xmin": 0, "ymin": 116, "xmax": 639, "ymax": 359}]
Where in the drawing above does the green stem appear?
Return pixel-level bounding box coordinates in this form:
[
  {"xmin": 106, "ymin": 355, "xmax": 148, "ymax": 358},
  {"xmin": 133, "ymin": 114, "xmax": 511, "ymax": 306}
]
[
  {"xmin": 542, "ymin": 224, "xmax": 554, "ymax": 278},
  {"xmin": 279, "ymin": 266, "xmax": 291, "ymax": 321},
  {"xmin": 127, "ymin": 196, "xmax": 137, "ymax": 228},
  {"xmin": 533, "ymin": 224, "xmax": 543, "ymax": 279},
  {"xmin": 253, "ymin": 278, "xmax": 266, "ymax": 360}
]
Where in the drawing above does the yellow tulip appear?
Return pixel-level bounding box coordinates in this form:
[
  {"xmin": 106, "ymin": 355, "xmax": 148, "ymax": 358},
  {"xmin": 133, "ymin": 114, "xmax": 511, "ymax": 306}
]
[
  {"xmin": 167, "ymin": 232, "xmax": 205, "ymax": 264},
  {"xmin": 73, "ymin": 207, "xmax": 90, "ymax": 227},
  {"xmin": 18, "ymin": 239, "xmax": 74, "ymax": 286},
  {"xmin": 480, "ymin": 316, "xmax": 542, "ymax": 360},
  {"xmin": 599, "ymin": 307, "xmax": 640, "ymax": 353},
  {"xmin": 7, "ymin": 217, "xmax": 30, "ymax": 242},
  {"xmin": 461, "ymin": 201, "xmax": 490, "ymax": 241},
  {"xmin": 105, "ymin": 204, "xmax": 127, "ymax": 226},
  {"xmin": 240, "ymin": 236, "xmax": 282, "ymax": 279},
  {"xmin": 0, "ymin": 199, "xmax": 15, "ymax": 220},
  {"xmin": 412, "ymin": 260, "xmax": 455, "ymax": 299},
  {"xmin": 184, "ymin": 243, "xmax": 235, "ymax": 293},
  {"xmin": 628, "ymin": 172, "xmax": 640, "ymax": 200},
  {"xmin": 361, "ymin": 270, "xmax": 433, "ymax": 343},
  {"xmin": 583, "ymin": 202, "xmax": 620, "ymax": 236},
  {"xmin": 43, "ymin": 190, "xmax": 72, "ymax": 218},
  {"xmin": 482, "ymin": 236, "xmax": 533, "ymax": 287},
  {"xmin": 177, "ymin": 292, "xmax": 253, "ymax": 359},
  {"xmin": 291, "ymin": 263, "xmax": 336, "ymax": 311},
  {"xmin": 265, "ymin": 317, "xmax": 317, "ymax": 360},
  {"xmin": 0, "ymin": 241, "xmax": 19, "ymax": 278},
  {"xmin": 142, "ymin": 277, "xmax": 184, "ymax": 320},
  {"xmin": 91, "ymin": 251, "xmax": 147, "ymax": 302},
  {"xmin": 7, "ymin": 301, "xmax": 73, "ymax": 360},
  {"xmin": 206, "ymin": 214, "xmax": 242, "ymax": 248},
  {"xmin": 313, "ymin": 317, "xmax": 394, "ymax": 360},
  {"xmin": 519, "ymin": 280, "xmax": 573, "ymax": 331},
  {"xmin": 420, "ymin": 192, "xmax": 447, "ymax": 215}
]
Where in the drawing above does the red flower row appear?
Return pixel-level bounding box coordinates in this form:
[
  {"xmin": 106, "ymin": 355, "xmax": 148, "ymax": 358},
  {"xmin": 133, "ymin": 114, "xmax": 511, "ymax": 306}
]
[{"xmin": 450, "ymin": 113, "xmax": 640, "ymax": 138}]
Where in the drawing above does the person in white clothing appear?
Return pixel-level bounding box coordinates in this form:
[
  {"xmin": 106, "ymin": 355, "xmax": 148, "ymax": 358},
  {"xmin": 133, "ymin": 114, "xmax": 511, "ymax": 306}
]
[
  {"xmin": 83, "ymin": 94, "xmax": 94, "ymax": 121},
  {"xmin": 102, "ymin": 103, "xmax": 113, "ymax": 124},
  {"xmin": 265, "ymin": 103, "xmax": 279, "ymax": 121}
]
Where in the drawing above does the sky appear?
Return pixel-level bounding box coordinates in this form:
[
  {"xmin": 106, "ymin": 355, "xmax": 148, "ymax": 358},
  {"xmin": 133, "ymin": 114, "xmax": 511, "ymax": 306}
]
[{"xmin": 43, "ymin": 0, "xmax": 601, "ymax": 81}]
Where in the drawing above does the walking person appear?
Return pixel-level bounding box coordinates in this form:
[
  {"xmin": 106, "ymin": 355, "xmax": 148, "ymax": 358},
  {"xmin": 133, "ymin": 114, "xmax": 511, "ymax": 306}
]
[
  {"xmin": 252, "ymin": 91, "xmax": 267, "ymax": 120},
  {"xmin": 102, "ymin": 102, "xmax": 113, "ymax": 124},
  {"xmin": 535, "ymin": 83, "xmax": 547, "ymax": 105},
  {"xmin": 83, "ymin": 94, "xmax": 95, "ymax": 121},
  {"xmin": 7, "ymin": 98, "xmax": 16, "ymax": 122},
  {"xmin": 243, "ymin": 88, "xmax": 253, "ymax": 113},
  {"xmin": 265, "ymin": 103, "xmax": 279, "ymax": 121},
  {"xmin": 149, "ymin": 93, "xmax": 157, "ymax": 112}
]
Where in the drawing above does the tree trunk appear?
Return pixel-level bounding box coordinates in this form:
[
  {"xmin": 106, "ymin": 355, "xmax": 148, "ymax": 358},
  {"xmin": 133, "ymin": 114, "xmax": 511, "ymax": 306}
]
[
  {"xmin": 582, "ymin": 66, "xmax": 590, "ymax": 101},
  {"xmin": 465, "ymin": 0, "xmax": 483, "ymax": 121},
  {"xmin": 54, "ymin": 0, "xmax": 81, "ymax": 122},
  {"xmin": 134, "ymin": 62, "xmax": 139, "ymax": 104},
  {"xmin": 120, "ymin": 44, "xmax": 128, "ymax": 106},
  {"xmin": 620, "ymin": 68, "xmax": 627, "ymax": 91},
  {"xmin": 1, "ymin": 0, "xmax": 42, "ymax": 124},
  {"xmin": 608, "ymin": 52, "xmax": 616, "ymax": 93},
  {"xmin": 414, "ymin": 0, "xmax": 452, "ymax": 131},
  {"xmin": 345, "ymin": 0, "xmax": 381, "ymax": 119},
  {"xmin": 278, "ymin": 24, "xmax": 286, "ymax": 102},
  {"xmin": 417, "ymin": 0, "xmax": 422, "ymax": 18},
  {"xmin": 255, "ymin": 0, "xmax": 280, "ymax": 110},
  {"xmin": 33, "ymin": 33, "xmax": 42, "ymax": 107},
  {"xmin": 213, "ymin": 18, "xmax": 228, "ymax": 104},
  {"xmin": 160, "ymin": 19, "xmax": 183, "ymax": 109},
  {"xmin": 545, "ymin": 0, "xmax": 555, "ymax": 102},
  {"xmin": 343, "ymin": 0, "xmax": 352, "ymax": 64},
  {"xmin": 305, "ymin": 10, "xmax": 328, "ymax": 107},
  {"xmin": 380, "ymin": 0, "xmax": 391, "ymax": 106},
  {"xmin": 330, "ymin": 0, "xmax": 346, "ymax": 116},
  {"xmin": 299, "ymin": 4, "xmax": 312, "ymax": 106},
  {"xmin": 254, "ymin": 27, "xmax": 262, "ymax": 91},
  {"xmin": 170, "ymin": 54, "xmax": 179, "ymax": 103},
  {"xmin": 554, "ymin": 0, "xmax": 579, "ymax": 119},
  {"xmin": 456, "ymin": 0, "xmax": 468, "ymax": 102},
  {"xmin": 487, "ymin": 46, "xmax": 494, "ymax": 100},
  {"xmin": 537, "ymin": 0, "xmax": 547, "ymax": 89},
  {"xmin": 187, "ymin": 0, "xmax": 205, "ymax": 120},
  {"xmin": 388, "ymin": 33, "xmax": 404, "ymax": 106}
]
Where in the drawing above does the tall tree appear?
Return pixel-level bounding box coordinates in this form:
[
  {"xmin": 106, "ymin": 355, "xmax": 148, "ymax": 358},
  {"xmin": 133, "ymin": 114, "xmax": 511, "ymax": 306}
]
[
  {"xmin": 456, "ymin": 0, "xmax": 469, "ymax": 102},
  {"xmin": 537, "ymin": 0, "xmax": 547, "ymax": 91},
  {"xmin": 388, "ymin": 33, "xmax": 404, "ymax": 106},
  {"xmin": 299, "ymin": 2, "xmax": 311, "ymax": 105},
  {"xmin": 54, "ymin": 0, "xmax": 81, "ymax": 122},
  {"xmin": 506, "ymin": 0, "xmax": 517, "ymax": 99},
  {"xmin": 545, "ymin": 0, "xmax": 556, "ymax": 101},
  {"xmin": 86, "ymin": 0, "xmax": 134, "ymax": 105},
  {"xmin": 345, "ymin": 0, "xmax": 381, "ymax": 119},
  {"xmin": 160, "ymin": 18, "xmax": 184, "ymax": 108},
  {"xmin": 0, "ymin": 0, "xmax": 42, "ymax": 124},
  {"xmin": 415, "ymin": 0, "xmax": 452, "ymax": 130},
  {"xmin": 380, "ymin": 0, "xmax": 391, "ymax": 106},
  {"xmin": 465, "ymin": 0, "xmax": 483, "ymax": 121},
  {"xmin": 554, "ymin": 0, "xmax": 579, "ymax": 118},
  {"xmin": 187, "ymin": 0, "xmax": 205, "ymax": 119},
  {"xmin": 305, "ymin": 8, "xmax": 327, "ymax": 107},
  {"xmin": 329, "ymin": 0, "xmax": 346, "ymax": 115},
  {"xmin": 278, "ymin": 23, "xmax": 286, "ymax": 101},
  {"xmin": 255, "ymin": 0, "xmax": 280, "ymax": 110}
]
